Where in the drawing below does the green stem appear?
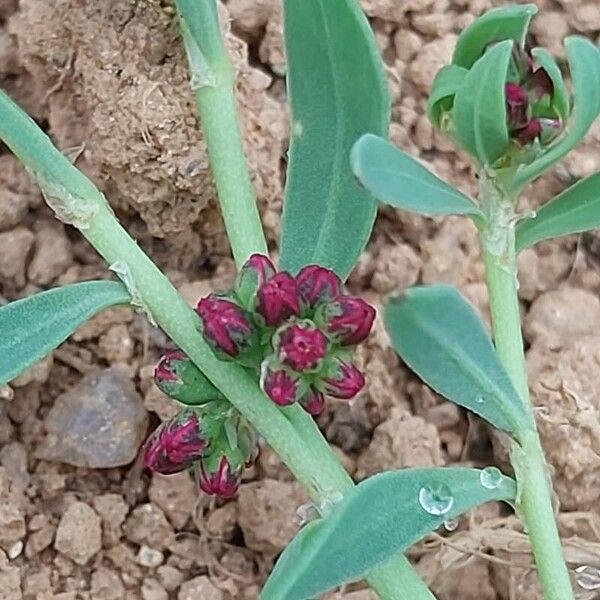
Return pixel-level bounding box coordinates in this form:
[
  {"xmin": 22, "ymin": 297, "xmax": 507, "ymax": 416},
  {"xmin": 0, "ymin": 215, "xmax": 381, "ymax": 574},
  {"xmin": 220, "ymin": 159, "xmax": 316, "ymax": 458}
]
[
  {"xmin": 481, "ymin": 176, "xmax": 574, "ymax": 600},
  {"xmin": 0, "ymin": 90, "xmax": 434, "ymax": 600},
  {"xmin": 175, "ymin": 0, "xmax": 267, "ymax": 268}
]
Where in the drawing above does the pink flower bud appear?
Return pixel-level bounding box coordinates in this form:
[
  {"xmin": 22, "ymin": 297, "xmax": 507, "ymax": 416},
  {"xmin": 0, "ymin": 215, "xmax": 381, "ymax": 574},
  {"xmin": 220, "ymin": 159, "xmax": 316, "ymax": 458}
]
[
  {"xmin": 236, "ymin": 254, "xmax": 276, "ymax": 307},
  {"xmin": 154, "ymin": 349, "xmax": 224, "ymax": 405},
  {"xmin": 515, "ymin": 118, "xmax": 543, "ymax": 144},
  {"xmin": 300, "ymin": 387, "xmax": 326, "ymax": 416},
  {"xmin": 296, "ymin": 265, "xmax": 342, "ymax": 308},
  {"xmin": 505, "ymin": 83, "xmax": 529, "ymax": 129},
  {"xmin": 143, "ymin": 410, "xmax": 208, "ymax": 475},
  {"xmin": 260, "ymin": 364, "xmax": 302, "ymax": 406},
  {"xmin": 277, "ymin": 323, "xmax": 328, "ymax": 372},
  {"xmin": 196, "ymin": 295, "xmax": 257, "ymax": 359},
  {"xmin": 198, "ymin": 455, "xmax": 242, "ymax": 498},
  {"xmin": 529, "ymin": 67, "xmax": 553, "ymax": 100},
  {"xmin": 323, "ymin": 360, "xmax": 365, "ymax": 400},
  {"xmin": 321, "ymin": 296, "xmax": 376, "ymax": 346},
  {"xmin": 256, "ymin": 272, "xmax": 301, "ymax": 327}
]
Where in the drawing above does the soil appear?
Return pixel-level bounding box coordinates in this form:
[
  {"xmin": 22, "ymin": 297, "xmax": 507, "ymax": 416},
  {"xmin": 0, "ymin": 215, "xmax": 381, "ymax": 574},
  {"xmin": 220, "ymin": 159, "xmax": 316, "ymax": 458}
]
[{"xmin": 1, "ymin": 0, "xmax": 600, "ymax": 599}]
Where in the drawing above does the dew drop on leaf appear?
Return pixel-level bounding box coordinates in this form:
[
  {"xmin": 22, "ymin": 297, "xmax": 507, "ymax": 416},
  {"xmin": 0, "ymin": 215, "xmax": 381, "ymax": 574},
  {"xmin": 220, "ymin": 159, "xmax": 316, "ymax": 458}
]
[
  {"xmin": 418, "ymin": 483, "xmax": 454, "ymax": 516},
  {"xmin": 475, "ymin": 396, "xmax": 484, "ymax": 404},
  {"xmin": 443, "ymin": 518, "xmax": 459, "ymax": 532},
  {"xmin": 479, "ymin": 466, "xmax": 503, "ymax": 490},
  {"xmin": 575, "ymin": 565, "xmax": 600, "ymax": 591}
]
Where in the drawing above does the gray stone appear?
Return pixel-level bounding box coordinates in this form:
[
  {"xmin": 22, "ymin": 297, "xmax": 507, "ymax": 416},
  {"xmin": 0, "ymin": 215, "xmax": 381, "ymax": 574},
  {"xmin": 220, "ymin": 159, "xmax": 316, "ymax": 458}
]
[{"xmin": 36, "ymin": 368, "xmax": 148, "ymax": 468}]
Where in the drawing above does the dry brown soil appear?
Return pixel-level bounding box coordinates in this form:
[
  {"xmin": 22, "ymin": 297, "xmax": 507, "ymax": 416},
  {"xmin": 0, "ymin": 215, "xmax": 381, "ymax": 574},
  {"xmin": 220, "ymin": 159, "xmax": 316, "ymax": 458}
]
[{"xmin": 1, "ymin": 0, "xmax": 600, "ymax": 599}]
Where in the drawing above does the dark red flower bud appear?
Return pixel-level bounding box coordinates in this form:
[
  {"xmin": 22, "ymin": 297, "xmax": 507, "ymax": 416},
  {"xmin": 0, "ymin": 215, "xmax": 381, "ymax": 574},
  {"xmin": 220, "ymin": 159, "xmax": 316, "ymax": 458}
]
[
  {"xmin": 515, "ymin": 118, "xmax": 543, "ymax": 144},
  {"xmin": 154, "ymin": 349, "xmax": 225, "ymax": 405},
  {"xmin": 143, "ymin": 410, "xmax": 208, "ymax": 475},
  {"xmin": 236, "ymin": 253, "xmax": 277, "ymax": 307},
  {"xmin": 505, "ymin": 83, "xmax": 529, "ymax": 129},
  {"xmin": 296, "ymin": 265, "xmax": 342, "ymax": 308},
  {"xmin": 276, "ymin": 322, "xmax": 328, "ymax": 372},
  {"xmin": 196, "ymin": 295, "xmax": 257, "ymax": 359},
  {"xmin": 323, "ymin": 359, "xmax": 365, "ymax": 400},
  {"xmin": 256, "ymin": 272, "xmax": 301, "ymax": 327},
  {"xmin": 198, "ymin": 455, "xmax": 242, "ymax": 498},
  {"xmin": 299, "ymin": 387, "xmax": 326, "ymax": 416},
  {"xmin": 529, "ymin": 67, "xmax": 553, "ymax": 100},
  {"xmin": 260, "ymin": 364, "xmax": 302, "ymax": 406},
  {"xmin": 320, "ymin": 296, "xmax": 376, "ymax": 346}
]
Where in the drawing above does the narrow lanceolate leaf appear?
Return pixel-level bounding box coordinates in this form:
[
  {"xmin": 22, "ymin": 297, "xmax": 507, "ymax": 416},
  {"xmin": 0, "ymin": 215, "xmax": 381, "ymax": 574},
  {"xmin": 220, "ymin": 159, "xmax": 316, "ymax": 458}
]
[
  {"xmin": 279, "ymin": 0, "xmax": 389, "ymax": 281},
  {"xmin": 511, "ymin": 37, "xmax": 600, "ymax": 192},
  {"xmin": 261, "ymin": 468, "xmax": 516, "ymax": 600},
  {"xmin": 427, "ymin": 64, "xmax": 468, "ymax": 128},
  {"xmin": 0, "ymin": 281, "xmax": 131, "ymax": 385},
  {"xmin": 531, "ymin": 48, "xmax": 570, "ymax": 123},
  {"xmin": 452, "ymin": 4, "xmax": 537, "ymax": 69},
  {"xmin": 351, "ymin": 134, "xmax": 484, "ymax": 223},
  {"xmin": 384, "ymin": 286, "xmax": 529, "ymax": 439},
  {"xmin": 453, "ymin": 40, "xmax": 513, "ymax": 166},
  {"xmin": 516, "ymin": 171, "xmax": 600, "ymax": 251}
]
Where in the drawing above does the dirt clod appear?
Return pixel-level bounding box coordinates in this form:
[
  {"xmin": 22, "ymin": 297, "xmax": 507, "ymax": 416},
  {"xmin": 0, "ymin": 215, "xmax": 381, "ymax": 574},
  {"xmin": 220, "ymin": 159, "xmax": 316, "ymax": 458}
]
[{"xmin": 54, "ymin": 501, "xmax": 102, "ymax": 565}]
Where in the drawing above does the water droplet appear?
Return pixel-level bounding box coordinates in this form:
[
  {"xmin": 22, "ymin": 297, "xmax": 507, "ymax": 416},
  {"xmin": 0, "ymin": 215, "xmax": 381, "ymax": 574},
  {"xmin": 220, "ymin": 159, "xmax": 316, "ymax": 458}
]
[
  {"xmin": 295, "ymin": 502, "xmax": 319, "ymax": 526},
  {"xmin": 318, "ymin": 490, "xmax": 344, "ymax": 516},
  {"xmin": 576, "ymin": 565, "xmax": 600, "ymax": 590},
  {"xmin": 443, "ymin": 518, "xmax": 458, "ymax": 532},
  {"xmin": 418, "ymin": 483, "xmax": 454, "ymax": 516},
  {"xmin": 475, "ymin": 396, "xmax": 484, "ymax": 404},
  {"xmin": 480, "ymin": 466, "xmax": 503, "ymax": 490}
]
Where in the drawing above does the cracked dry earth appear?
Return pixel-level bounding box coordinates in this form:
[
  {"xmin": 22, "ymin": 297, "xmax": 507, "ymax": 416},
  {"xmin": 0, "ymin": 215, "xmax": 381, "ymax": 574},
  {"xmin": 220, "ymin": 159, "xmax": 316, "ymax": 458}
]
[{"xmin": 1, "ymin": 0, "xmax": 600, "ymax": 598}]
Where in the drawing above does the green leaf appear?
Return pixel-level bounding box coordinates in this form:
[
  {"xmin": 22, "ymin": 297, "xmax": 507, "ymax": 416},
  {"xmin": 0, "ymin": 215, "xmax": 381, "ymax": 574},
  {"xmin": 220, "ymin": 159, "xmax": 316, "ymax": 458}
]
[
  {"xmin": 384, "ymin": 285, "xmax": 529, "ymax": 439},
  {"xmin": 531, "ymin": 48, "xmax": 570, "ymax": 123},
  {"xmin": 516, "ymin": 171, "xmax": 600, "ymax": 251},
  {"xmin": 0, "ymin": 281, "xmax": 131, "ymax": 385},
  {"xmin": 427, "ymin": 64, "xmax": 468, "ymax": 127},
  {"xmin": 452, "ymin": 4, "xmax": 537, "ymax": 69},
  {"xmin": 453, "ymin": 40, "xmax": 513, "ymax": 166},
  {"xmin": 279, "ymin": 0, "xmax": 390, "ymax": 281},
  {"xmin": 261, "ymin": 467, "xmax": 516, "ymax": 600},
  {"xmin": 510, "ymin": 37, "xmax": 600, "ymax": 192},
  {"xmin": 351, "ymin": 134, "xmax": 484, "ymax": 222}
]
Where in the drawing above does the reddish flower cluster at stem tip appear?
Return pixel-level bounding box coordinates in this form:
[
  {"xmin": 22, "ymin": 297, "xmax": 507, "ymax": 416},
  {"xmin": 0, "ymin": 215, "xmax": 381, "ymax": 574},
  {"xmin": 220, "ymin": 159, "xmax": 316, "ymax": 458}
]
[{"xmin": 196, "ymin": 254, "xmax": 376, "ymax": 415}]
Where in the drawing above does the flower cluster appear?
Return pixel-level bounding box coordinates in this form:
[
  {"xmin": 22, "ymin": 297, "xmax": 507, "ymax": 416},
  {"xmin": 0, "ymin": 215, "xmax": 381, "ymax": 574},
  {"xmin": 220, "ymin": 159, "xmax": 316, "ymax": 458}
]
[
  {"xmin": 196, "ymin": 254, "xmax": 375, "ymax": 415},
  {"xmin": 144, "ymin": 352, "xmax": 257, "ymax": 498},
  {"xmin": 143, "ymin": 401, "xmax": 256, "ymax": 498},
  {"xmin": 504, "ymin": 47, "xmax": 561, "ymax": 146}
]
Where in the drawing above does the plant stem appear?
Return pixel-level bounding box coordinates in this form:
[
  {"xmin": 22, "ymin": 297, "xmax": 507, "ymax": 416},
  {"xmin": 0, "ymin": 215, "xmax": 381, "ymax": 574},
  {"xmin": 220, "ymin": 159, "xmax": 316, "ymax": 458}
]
[
  {"xmin": 481, "ymin": 176, "xmax": 574, "ymax": 600},
  {"xmin": 175, "ymin": 0, "xmax": 267, "ymax": 268},
  {"xmin": 0, "ymin": 90, "xmax": 434, "ymax": 600}
]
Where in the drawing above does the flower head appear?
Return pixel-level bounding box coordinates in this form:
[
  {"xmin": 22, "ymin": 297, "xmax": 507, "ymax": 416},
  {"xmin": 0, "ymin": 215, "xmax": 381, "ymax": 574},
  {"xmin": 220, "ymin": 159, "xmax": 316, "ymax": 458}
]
[
  {"xmin": 323, "ymin": 359, "xmax": 365, "ymax": 400},
  {"xmin": 143, "ymin": 410, "xmax": 209, "ymax": 475},
  {"xmin": 260, "ymin": 363, "xmax": 302, "ymax": 406},
  {"xmin": 299, "ymin": 387, "xmax": 326, "ymax": 416},
  {"xmin": 236, "ymin": 254, "xmax": 276, "ymax": 307},
  {"xmin": 505, "ymin": 83, "xmax": 529, "ymax": 129},
  {"xmin": 276, "ymin": 322, "xmax": 328, "ymax": 372},
  {"xmin": 256, "ymin": 272, "xmax": 301, "ymax": 327},
  {"xmin": 154, "ymin": 349, "xmax": 224, "ymax": 405},
  {"xmin": 196, "ymin": 295, "xmax": 257, "ymax": 359},
  {"xmin": 198, "ymin": 454, "xmax": 242, "ymax": 498},
  {"xmin": 320, "ymin": 296, "xmax": 376, "ymax": 346},
  {"xmin": 296, "ymin": 265, "xmax": 342, "ymax": 309}
]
